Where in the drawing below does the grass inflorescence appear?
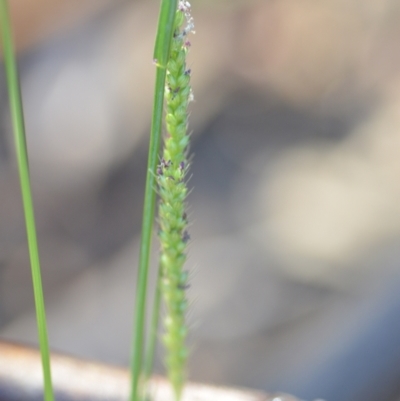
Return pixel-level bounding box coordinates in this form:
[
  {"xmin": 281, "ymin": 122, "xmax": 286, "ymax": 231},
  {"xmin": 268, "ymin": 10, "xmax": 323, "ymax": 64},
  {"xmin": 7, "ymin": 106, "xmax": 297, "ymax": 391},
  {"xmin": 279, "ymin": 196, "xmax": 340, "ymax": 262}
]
[
  {"xmin": 157, "ymin": 2, "xmax": 194, "ymax": 400},
  {"xmin": 1, "ymin": 1, "xmax": 195, "ymax": 401}
]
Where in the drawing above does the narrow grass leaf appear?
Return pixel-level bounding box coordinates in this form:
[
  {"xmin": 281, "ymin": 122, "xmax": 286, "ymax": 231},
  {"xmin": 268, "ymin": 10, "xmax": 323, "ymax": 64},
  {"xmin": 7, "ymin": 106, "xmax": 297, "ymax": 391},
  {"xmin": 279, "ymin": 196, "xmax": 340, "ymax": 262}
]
[
  {"xmin": 130, "ymin": 1, "xmax": 179, "ymax": 401},
  {"xmin": 0, "ymin": 2, "xmax": 54, "ymax": 401},
  {"xmin": 153, "ymin": 0, "xmax": 178, "ymax": 68}
]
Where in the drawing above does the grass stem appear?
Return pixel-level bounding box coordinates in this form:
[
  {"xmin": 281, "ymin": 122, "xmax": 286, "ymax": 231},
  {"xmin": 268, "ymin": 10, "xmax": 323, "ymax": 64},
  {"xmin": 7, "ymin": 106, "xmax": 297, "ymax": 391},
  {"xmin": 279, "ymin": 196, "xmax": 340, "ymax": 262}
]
[
  {"xmin": 130, "ymin": 0, "xmax": 178, "ymax": 401},
  {"xmin": 130, "ymin": 66, "xmax": 166, "ymax": 401},
  {"xmin": 143, "ymin": 266, "xmax": 162, "ymax": 387},
  {"xmin": 0, "ymin": 2, "xmax": 54, "ymax": 401},
  {"xmin": 130, "ymin": 2, "xmax": 177, "ymax": 400}
]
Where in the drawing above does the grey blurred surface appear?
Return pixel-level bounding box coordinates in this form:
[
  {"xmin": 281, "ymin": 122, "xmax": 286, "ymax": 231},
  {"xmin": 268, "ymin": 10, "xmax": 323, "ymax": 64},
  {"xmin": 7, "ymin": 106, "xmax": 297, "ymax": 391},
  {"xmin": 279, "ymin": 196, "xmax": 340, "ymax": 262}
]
[{"xmin": 1, "ymin": 1, "xmax": 400, "ymax": 401}]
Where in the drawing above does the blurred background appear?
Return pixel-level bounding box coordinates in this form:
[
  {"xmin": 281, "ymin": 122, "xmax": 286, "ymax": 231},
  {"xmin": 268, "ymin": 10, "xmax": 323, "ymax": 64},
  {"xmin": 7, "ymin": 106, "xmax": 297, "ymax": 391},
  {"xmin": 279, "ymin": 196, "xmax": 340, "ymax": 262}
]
[{"xmin": 1, "ymin": 1, "xmax": 400, "ymax": 401}]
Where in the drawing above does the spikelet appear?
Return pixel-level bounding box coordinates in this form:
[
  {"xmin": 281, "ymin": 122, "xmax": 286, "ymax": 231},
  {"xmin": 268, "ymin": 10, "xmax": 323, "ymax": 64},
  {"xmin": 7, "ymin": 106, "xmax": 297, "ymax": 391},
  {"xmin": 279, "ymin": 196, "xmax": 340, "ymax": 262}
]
[{"xmin": 156, "ymin": 2, "xmax": 194, "ymax": 400}]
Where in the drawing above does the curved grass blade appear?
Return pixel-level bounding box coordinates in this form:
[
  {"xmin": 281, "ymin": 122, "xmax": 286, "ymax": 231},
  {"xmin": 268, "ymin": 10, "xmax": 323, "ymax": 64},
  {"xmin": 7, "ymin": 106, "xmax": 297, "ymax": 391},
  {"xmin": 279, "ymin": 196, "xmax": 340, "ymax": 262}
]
[{"xmin": 0, "ymin": 2, "xmax": 54, "ymax": 401}]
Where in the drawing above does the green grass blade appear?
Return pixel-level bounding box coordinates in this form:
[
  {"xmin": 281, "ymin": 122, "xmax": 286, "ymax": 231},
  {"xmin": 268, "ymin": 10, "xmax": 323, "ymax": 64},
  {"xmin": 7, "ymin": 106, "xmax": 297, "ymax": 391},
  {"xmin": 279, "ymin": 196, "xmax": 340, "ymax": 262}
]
[
  {"xmin": 130, "ymin": 66, "xmax": 166, "ymax": 401},
  {"xmin": 153, "ymin": 0, "xmax": 178, "ymax": 68},
  {"xmin": 130, "ymin": 2, "xmax": 178, "ymax": 400},
  {"xmin": 0, "ymin": 2, "xmax": 54, "ymax": 401},
  {"xmin": 143, "ymin": 266, "xmax": 162, "ymax": 385}
]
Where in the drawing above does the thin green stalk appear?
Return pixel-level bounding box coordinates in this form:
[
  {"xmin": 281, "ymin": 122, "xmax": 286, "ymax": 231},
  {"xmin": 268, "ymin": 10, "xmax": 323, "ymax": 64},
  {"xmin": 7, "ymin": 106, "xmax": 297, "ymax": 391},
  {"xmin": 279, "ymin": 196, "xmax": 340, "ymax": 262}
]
[
  {"xmin": 143, "ymin": 266, "xmax": 162, "ymax": 384},
  {"xmin": 153, "ymin": 0, "xmax": 178, "ymax": 69},
  {"xmin": 130, "ymin": 64, "xmax": 166, "ymax": 401},
  {"xmin": 130, "ymin": 1, "xmax": 177, "ymax": 401},
  {"xmin": 0, "ymin": 2, "xmax": 54, "ymax": 401}
]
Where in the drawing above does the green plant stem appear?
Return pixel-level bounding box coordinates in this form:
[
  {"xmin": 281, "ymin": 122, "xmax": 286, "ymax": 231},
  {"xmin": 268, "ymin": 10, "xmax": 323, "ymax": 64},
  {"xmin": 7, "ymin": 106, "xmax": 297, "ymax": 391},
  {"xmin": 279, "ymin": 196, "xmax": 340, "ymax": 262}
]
[
  {"xmin": 130, "ymin": 1, "xmax": 178, "ymax": 400},
  {"xmin": 0, "ymin": 2, "xmax": 54, "ymax": 401},
  {"xmin": 153, "ymin": 0, "xmax": 178, "ymax": 68},
  {"xmin": 130, "ymin": 66, "xmax": 166, "ymax": 401},
  {"xmin": 130, "ymin": 1, "xmax": 178, "ymax": 399},
  {"xmin": 143, "ymin": 266, "xmax": 162, "ymax": 383}
]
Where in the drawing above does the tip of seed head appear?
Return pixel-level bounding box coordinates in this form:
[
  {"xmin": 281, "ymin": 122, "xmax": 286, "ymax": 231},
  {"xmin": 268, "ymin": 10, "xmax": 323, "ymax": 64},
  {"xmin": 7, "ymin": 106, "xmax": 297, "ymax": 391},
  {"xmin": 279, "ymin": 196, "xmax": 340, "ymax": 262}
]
[{"xmin": 178, "ymin": 1, "xmax": 191, "ymax": 13}]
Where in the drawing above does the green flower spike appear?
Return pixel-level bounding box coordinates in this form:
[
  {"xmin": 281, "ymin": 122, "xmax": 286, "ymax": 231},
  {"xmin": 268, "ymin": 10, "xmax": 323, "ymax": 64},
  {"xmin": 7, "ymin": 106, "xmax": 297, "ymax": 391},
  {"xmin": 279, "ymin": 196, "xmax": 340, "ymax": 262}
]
[{"xmin": 157, "ymin": 2, "xmax": 194, "ymax": 400}]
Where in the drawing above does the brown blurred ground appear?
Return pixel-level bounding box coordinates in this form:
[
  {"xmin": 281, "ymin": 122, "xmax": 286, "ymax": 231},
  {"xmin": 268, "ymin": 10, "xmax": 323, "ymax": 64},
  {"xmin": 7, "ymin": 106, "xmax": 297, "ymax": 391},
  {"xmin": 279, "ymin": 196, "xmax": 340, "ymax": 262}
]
[{"xmin": 1, "ymin": 1, "xmax": 400, "ymax": 401}]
